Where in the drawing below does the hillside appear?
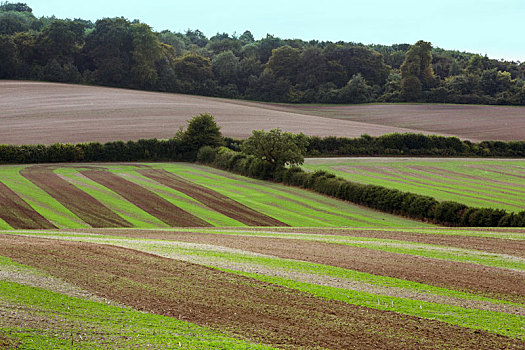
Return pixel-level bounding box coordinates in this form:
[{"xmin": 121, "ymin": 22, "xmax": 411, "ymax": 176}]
[
  {"xmin": 303, "ymin": 158, "xmax": 525, "ymax": 213},
  {"xmin": 0, "ymin": 162, "xmax": 420, "ymax": 229},
  {"xmin": 1, "ymin": 227, "xmax": 523, "ymax": 348},
  {"xmin": 2, "ymin": 81, "xmax": 524, "ymax": 145}
]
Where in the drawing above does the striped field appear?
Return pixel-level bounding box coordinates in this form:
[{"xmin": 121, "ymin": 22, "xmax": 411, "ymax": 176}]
[
  {"xmin": 303, "ymin": 158, "xmax": 525, "ymax": 213},
  {"xmin": 0, "ymin": 163, "xmax": 422, "ymax": 229},
  {"xmin": 1, "ymin": 227, "xmax": 523, "ymax": 349}
]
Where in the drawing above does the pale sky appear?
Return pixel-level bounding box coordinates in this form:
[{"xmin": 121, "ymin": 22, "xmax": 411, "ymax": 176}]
[{"xmin": 26, "ymin": 0, "xmax": 525, "ymax": 62}]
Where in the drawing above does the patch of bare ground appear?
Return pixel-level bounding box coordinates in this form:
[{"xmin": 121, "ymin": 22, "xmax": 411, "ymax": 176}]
[
  {"xmin": 81, "ymin": 170, "xmax": 211, "ymax": 227},
  {"xmin": 266, "ymin": 103, "xmax": 525, "ymax": 141},
  {"xmin": 20, "ymin": 166, "xmax": 132, "ymax": 228},
  {"xmin": 0, "ymin": 259, "xmax": 115, "ymax": 304},
  {"xmin": 0, "ymin": 235, "xmax": 523, "ymax": 350},
  {"xmin": 85, "ymin": 230, "xmax": 525, "ymax": 303},
  {"xmin": 139, "ymin": 169, "xmax": 287, "ymax": 226},
  {"xmin": 0, "ymin": 181, "xmax": 56, "ymax": 229},
  {"xmin": 0, "ymin": 333, "xmax": 19, "ymax": 349},
  {"xmin": 0, "ymin": 81, "xmax": 428, "ymax": 145}
]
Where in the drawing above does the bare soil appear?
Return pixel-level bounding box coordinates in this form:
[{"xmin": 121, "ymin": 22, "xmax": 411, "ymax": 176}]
[
  {"xmin": 81, "ymin": 170, "xmax": 211, "ymax": 227},
  {"xmin": 1, "ymin": 234, "xmax": 522, "ymax": 350},
  {"xmin": 85, "ymin": 230, "xmax": 525, "ymax": 303},
  {"xmin": 0, "ymin": 81, "xmax": 453, "ymax": 145},
  {"xmin": 20, "ymin": 166, "xmax": 132, "ymax": 228},
  {"xmin": 267, "ymin": 103, "xmax": 525, "ymax": 141},
  {"xmin": 0, "ymin": 181, "xmax": 56, "ymax": 229},
  {"xmin": 139, "ymin": 168, "xmax": 287, "ymax": 226}
]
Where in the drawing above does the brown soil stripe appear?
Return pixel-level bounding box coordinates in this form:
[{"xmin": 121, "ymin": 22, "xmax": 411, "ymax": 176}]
[
  {"xmin": 0, "ymin": 181, "xmax": 56, "ymax": 229},
  {"xmin": 20, "ymin": 166, "xmax": 132, "ymax": 228},
  {"xmin": 81, "ymin": 170, "xmax": 211, "ymax": 227},
  {"xmin": 139, "ymin": 169, "xmax": 287, "ymax": 226},
  {"xmin": 1, "ymin": 235, "xmax": 522, "ymax": 350},
  {"xmin": 279, "ymin": 228, "xmax": 525, "ymax": 258},
  {"xmin": 87, "ymin": 230, "xmax": 525, "ymax": 304}
]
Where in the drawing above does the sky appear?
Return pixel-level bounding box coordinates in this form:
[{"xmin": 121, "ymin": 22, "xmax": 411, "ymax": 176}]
[{"xmin": 26, "ymin": 0, "xmax": 525, "ymax": 62}]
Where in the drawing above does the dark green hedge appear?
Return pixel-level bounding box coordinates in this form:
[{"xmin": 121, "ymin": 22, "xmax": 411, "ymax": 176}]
[
  {"xmin": 306, "ymin": 133, "xmax": 525, "ymax": 157},
  {"xmin": 0, "ymin": 138, "xmax": 196, "ymax": 164},
  {"xmin": 203, "ymin": 147, "xmax": 525, "ymax": 227}
]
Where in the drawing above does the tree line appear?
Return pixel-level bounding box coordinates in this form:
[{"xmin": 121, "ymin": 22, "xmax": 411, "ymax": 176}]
[{"xmin": 1, "ymin": 3, "xmax": 525, "ymax": 105}]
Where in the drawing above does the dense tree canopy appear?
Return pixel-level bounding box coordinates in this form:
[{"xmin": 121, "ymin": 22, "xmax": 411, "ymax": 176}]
[
  {"xmin": 1, "ymin": 2, "xmax": 525, "ymax": 106},
  {"xmin": 241, "ymin": 129, "xmax": 309, "ymax": 170}
]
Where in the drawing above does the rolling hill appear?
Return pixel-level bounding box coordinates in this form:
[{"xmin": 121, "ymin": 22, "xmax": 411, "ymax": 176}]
[{"xmin": 2, "ymin": 80, "xmax": 524, "ymax": 145}]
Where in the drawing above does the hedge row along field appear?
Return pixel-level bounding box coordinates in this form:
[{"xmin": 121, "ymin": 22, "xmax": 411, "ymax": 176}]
[
  {"xmin": 0, "ymin": 163, "xmax": 420, "ymax": 229},
  {"xmin": 303, "ymin": 158, "xmax": 525, "ymax": 213},
  {"xmin": 0, "ymin": 228, "xmax": 523, "ymax": 349},
  {"xmin": 206, "ymin": 147, "xmax": 525, "ymax": 227}
]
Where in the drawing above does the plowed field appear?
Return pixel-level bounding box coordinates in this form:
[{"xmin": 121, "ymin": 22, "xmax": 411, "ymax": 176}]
[
  {"xmin": 3, "ymin": 80, "xmax": 524, "ymax": 144},
  {"xmin": 1, "ymin": 227, "xmax": 523, "ymax": 349}
]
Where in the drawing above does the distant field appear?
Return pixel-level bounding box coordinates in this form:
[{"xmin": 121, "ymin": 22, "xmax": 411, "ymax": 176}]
[
  {"xmin": 303, "ymin": 158, "xmax": 525, "ymax": 213},
  {"xmin": 0, "ymin": 81, "xmax": 421, "ymax": 145},
  {"xmin": 270, "ymin": 103, "xmax": 525, "ymax": 141},
  {"xmin": 0, "ymin": 162, "xmax": 420, "ymax": 229},
  {"xmin": 1, "ymin": 227, "xmax": 523, "ymax": 348},
  {"xmin": 3, "ymin": 81, "xmax": 525, "ymax": 145}
]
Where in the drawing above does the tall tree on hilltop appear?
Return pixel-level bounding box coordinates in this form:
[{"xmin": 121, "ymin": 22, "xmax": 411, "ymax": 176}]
[{"xmin": 401, "ymin": 40, "xmax": 434, "ymax": 100}]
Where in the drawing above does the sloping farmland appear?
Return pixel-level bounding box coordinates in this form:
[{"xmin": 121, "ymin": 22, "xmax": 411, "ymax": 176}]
[
  {"xmin": 0, "ymin": 227, "xmax": 523, "ymax": 349},
  {"xmin": 0, "ymin": 163, "xmax": 422, "ymax": 229},
  {"xmin": 303, "ymin": 157, "xmax": 525, "ymax": 213}
]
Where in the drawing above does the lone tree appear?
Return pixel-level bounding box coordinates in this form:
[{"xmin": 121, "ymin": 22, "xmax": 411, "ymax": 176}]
[
  {"xmin": 177, "ymin": 113, "xmax": 224, "ymax": 152},
  {"xmin": 241, "ymin": 129, "xmax": 309, "ymax": 170},
  {"xmin": 400, "ymin": 40, "xmax": 434, "ymax": 101}
]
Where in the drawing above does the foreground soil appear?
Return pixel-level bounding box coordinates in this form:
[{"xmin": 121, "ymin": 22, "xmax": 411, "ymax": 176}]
[
  {"xmin": 87, "ymin": 229, "xmax": 525, "ymax": 303},
  {"xmin": 1, "ymin": 234, "xmax": 522, "ymax": 350}
]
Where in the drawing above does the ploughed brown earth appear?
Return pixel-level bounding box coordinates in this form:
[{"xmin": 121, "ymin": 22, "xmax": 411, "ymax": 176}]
[
  {"xmin": 1, "ymin": 234, "xmax": 523, "ymax": 350},
  {"xmin": 139, "ymin": 168, "xmax": 287, "ymax": 226},
  {"xmin": 269, "ymin": 103, "xmax": 525, "ymax": 141},
  {"xmin": 81, "ymin": 170, "xmax": 211, "ymax": 227},
  {"xmin": 2, "ymin": 80, "xmax": 513, "ymax": 145},
  {"xmin": 83, "ymin": 229, "xmax": 525, "ymax": 303},
  {"xmin": 0, "ymin": 181, "xmax": 56, "ymax": 229},
  {"xmin": 20, "ymin": 166, "xmax": 133, "ymax": 228}
]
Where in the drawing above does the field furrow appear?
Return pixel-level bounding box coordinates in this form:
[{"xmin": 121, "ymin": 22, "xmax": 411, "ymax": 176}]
[
  {"xmin": 20, "ymin": 166, "xmax": 133, "ymax": 228},
  {"xmin": 81, "ymin": 170, "xmax": 212, "ymax": 227},
  {"xmin": 0, "ymin": 181, "xmax": 56, "ymax": 229},
  {"xmin": 1, "ymin": 234, "xmax": 522, "ymax": 349},
  {"xmin": 138, "ymin": 168, "xmax": 286, "ymax": 226},
  {"xmin": 82, "ymin": 230, "xmax": 523, "ymax": 302}
]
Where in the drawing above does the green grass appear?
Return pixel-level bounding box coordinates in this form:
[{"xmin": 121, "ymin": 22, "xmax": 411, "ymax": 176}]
[
  {"xmin": 303, "ymin": 158, "xmax": 525, "ymax": 213},
  {"xmin": 0, "ymin": 279, "xmax": 274, "ymax": 349}
]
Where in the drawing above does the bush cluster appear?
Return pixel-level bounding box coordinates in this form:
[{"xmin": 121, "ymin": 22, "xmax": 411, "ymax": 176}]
[{"xmin": 200, "ymin": 147, "xmax": 525, "ymax": 227}]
